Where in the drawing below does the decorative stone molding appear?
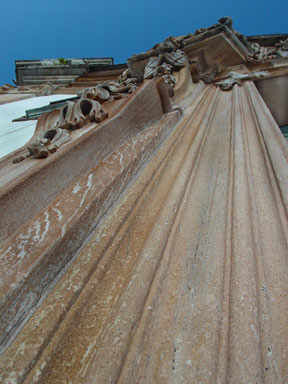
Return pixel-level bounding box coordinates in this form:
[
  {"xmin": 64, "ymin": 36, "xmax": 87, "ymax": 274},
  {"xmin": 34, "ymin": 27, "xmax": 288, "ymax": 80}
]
[
  {"xmin": 99, "ymin": 78, "xmax": 137, "ymax": 94},
  {"xmin": 131, "ymin": 16, "xmax": 254, "ymax": 86},
  {"xmin": 55, "ymin": 98, "xmax": 108, "ymax": 130},
  {"xmin": 188, "ymin": 50, "xmax": 218, "ymax": 83},
  {"xmin": 12, "ymin": 98, "xmax": 108, "ymax": 163},
  {"xmin": 128, "ymin": 41, "xmax": 186, "ymax": 83},
  {"xmin": 215, "ymin": 70, "xmax": 269, "ymax": 90},
  {"xmin": 247, "ymin": 38, "xmax": 288, "ymax": 62},
  {"xmin": 127, "ymin": 17, "xmax": 264, "ymax": 85},
  {"xmin": 80, "ymin": 71, "xmax": 138, "ymax": 101},
  {"xmin": 2, "ymin": 17, "xmax": 288, "ymax": 384},
  {"xmin": 12, "ymin": 128, "xmax": 70, "ymax": 163},
  {"xmin": 10, "ymin": 70, "xmax": 140, "ymax": 163},
  {"xmin": 141, "ymin": 45, "xmax": 186, "ymax": 95},
  {"xmin": 79, "ymin": 85, "xmax": 110, "ymax": 102},
  {"xmin": 3, "ymin": 77, "xmax": 288, "ymax": 383},
  {"xmin": 144, "ymin": 50, "xmax": 186, "ymax": 83},
  {"xmin": 182, "ymin": 16, "xmax": 251, "ymax": 57}
]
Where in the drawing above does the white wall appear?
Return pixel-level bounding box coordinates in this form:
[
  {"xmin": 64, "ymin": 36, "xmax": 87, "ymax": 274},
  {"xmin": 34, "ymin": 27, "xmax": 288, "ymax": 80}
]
[{"xmin": 0, "ymin": 95, "xmax": 74, "ymax": 159}]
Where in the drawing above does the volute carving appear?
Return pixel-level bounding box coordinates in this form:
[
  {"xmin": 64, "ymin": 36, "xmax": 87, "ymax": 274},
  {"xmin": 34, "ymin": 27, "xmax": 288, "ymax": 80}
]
[
  {"xmin": 99, "ymin": 79, "xmax": 137, "ymax": 95},
  {"xmin": 143, "ymin": 41, "xmax": 186, "ymax": 88},
  {"xmin": 79, "ymin": 85, "xmax": 110, "ymax": 102},
  {"xmin": 216, "ymin": 71, "xmax": 268, "ymax": 91},
  {"xmin": 13, "ymin": 128, "xmax": 70, "ymax": 163},
  {"xmin": 247, "ymin": 38, "xmax": 288, "ymax": 62},
  {"xmin": 144, "ymin": 56, "xmax": 162, "ymax": 79},
  {"xmin": 162, "ymin": 50, "xmax": 186, "ymax": 69},
  {"xmin": 12, "ymin": 65, "xmax": 141, "ymax": 164},
  {"xmin": 12, "ymin": 98, "xmax": 108, "ymax": 163},
  {"xmin": 55, "ymin": 98, "xmax": 108, "ymax": 130},
  {"xmin": 83, "ymin": 69, "xmax": 138, "ymax": 99}
]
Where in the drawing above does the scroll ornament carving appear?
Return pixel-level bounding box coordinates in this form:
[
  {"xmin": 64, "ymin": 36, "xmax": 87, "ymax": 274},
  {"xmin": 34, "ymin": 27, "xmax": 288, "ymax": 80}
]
[
  {"xmin": 143, "ymin": 41, "xmax": 186, "ymax": 87},
  {"xmin": 79, "ymin": 72, "xmax": 138, "ymax": 101},
  {"xmin": 80, "ymin": 71, "xmax": 138, "ymax": 101},
  {"xmin": 13, "ymin": 128, "xmax": 70, "ymax": 163},
  {"xmin": 65, "ymin": 71, "xmax": 138, "ymax": 131},
  {"xmin": 99, "ymin": 78, "xmax": 137, "ymax": 95},
  {"xmin": 79, "ymin": 85, "xmax": 110, "ymax": 102},
  {"xmin": 12, "ymin": 69, "xmax": 139, "ymax": 163},
  {"xmin": 54, "ymin": 98, "xmax": 108, "ymax": 130},
  {"xmin": 13, "ymin": 98, "xmax": 107, "ymax": 163},
  {"xmin": 162, "ymin": 36, "xmax": 190, "ymax": 50},
  {"xmin": 216, "ymin": 71, "xmax": 269, "ymax": 91},
  {"xmin": 247, "ymin": 38, "xmax": 288, "ymax": 62},
  {"xmin": 12, "ymin": 96, "xmax": 109, "ymax": 163}
]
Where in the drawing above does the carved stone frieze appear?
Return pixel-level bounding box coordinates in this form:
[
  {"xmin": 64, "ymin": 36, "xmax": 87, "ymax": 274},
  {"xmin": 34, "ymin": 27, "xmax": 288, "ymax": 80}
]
[
  {"xmin": 11, "ymin": 68, "xmax": 140, "ymax": 163},
  {"xmin": 93, "ymin": 68, "xmax": 138, "ymax": 98},
  {"xmin": 10, "ymin": 17, "xmax": 287, "ymax": 166},
  {"xmin": 128, "ymin": 17, "xmax": 251, "ymax": 85}
]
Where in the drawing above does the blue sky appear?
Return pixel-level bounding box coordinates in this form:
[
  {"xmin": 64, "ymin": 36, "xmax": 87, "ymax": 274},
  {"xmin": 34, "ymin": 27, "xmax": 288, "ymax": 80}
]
[{"xmin": 1, "ymin": 0, "xmax": 287, "ymax": 85}]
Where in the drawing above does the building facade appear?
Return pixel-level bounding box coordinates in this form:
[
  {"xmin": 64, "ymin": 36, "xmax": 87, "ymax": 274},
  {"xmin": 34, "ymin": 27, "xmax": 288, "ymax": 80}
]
[{"xmin": 0, "ymin": 17, "xmax": 288, "ymax": 383}]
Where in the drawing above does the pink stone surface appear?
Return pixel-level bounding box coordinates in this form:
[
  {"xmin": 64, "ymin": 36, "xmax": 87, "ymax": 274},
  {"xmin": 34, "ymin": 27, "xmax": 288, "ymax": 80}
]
[{"xmin": 0, "ymin": 51, "xmax": 288, "ymax": 383}]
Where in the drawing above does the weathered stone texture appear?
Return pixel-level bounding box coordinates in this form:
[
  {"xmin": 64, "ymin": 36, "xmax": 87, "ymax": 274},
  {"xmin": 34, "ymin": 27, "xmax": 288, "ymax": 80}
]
[
  {"xmin": 0, "ymin": 75, "xmax": 288, "ymax": 383},
  {"xmin": 0, "ymin": 19, "xmax": 288, "ymax": 384}
]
